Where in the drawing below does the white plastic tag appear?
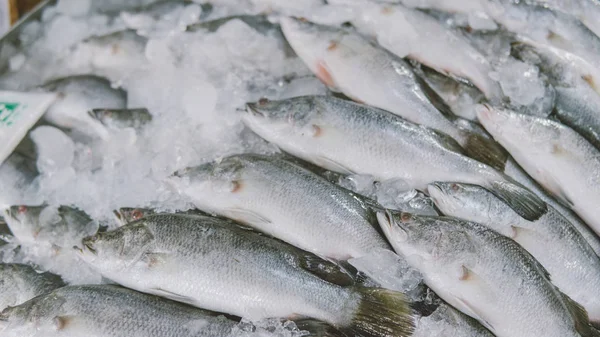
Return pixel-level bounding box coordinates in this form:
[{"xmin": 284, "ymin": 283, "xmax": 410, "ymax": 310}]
[{"xmin": 0, "ymin": 90, "xmax": 57, "ymax": 165}]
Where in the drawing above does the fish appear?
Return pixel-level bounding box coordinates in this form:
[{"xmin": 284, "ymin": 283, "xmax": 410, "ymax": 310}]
[
  {"xmin": 280, "ymin": 17, "xmax": 507, "ymax": 170},
  {"xmin": 4, "ymin": 205, "xmax": 98, "ymax": 249},
  {"xmin": 169, "ymin": 153, "xmax": 390, "ymax": 260},
  {"xmin": 41, "ymin": 75, "xmax": 127, "ymax": 140},
  {"xmin": 89, "ymin": 108, "xmax": 152, "ymax": 130},
  {"xmin": 243, "ymin": 95, "xmax": 546, "ymax": 221},
  {"xmin": 511, "ymin": 41, "xmax": 600, "ymax": 150},
  {"xmin": 428, "ymin": 181, "xmax": 600, "ymax": 322},
  {"xmin": 328, "ymin": 0, "xmax": 503, "ymax": 100},
  {"xmin": 413, "ymin": 302, "xmax": 494, "ymax": 337},
  {"xmin": 377, "ymin": 211, "xmax": 597, "ymax": 337},
  {"xmin": 76, "ymin": 213, "xmax": 415, "ymax": 337},
  {"xmin": 0, "ymin": 284, "xmax": 276, "ymax": 337},
  {"xmin": 0, "ymin": 263, "xmax": 65, "ymax": 311},
  {"xmin": 477, "ymin": 105, "xmax": 600, "ymax": 236}
]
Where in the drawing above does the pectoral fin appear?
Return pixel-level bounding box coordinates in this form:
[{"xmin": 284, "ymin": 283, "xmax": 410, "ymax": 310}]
[
  {"xmin": 150, "ymin": 288, "xmax": 196, "ymax": 306},
  {"xmin": 223, "ymin": 208, "xmax": 272, "ymax": 227},
  {"xmin": 313, "ymin": 156, "xmax": 355, "ymax": 175}
]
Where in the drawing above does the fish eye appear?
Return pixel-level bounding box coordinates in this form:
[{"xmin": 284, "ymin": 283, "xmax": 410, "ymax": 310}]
[
  {"xmin": 17, "ymin": 206, "xmax": 27, "ymax": 214},
  {"xmin": 400, "ymin": 213, "xmax": 412, "ymax": 223},
  {"xmin": 132, "ymin": 209, "xmax": 144, "ymax": 220},
  {"xmin": 451, "ymin": 183, "xmax": 459, "ymax": 191},
  {"xmin": 258, "ymin": 98, "xmax": 269, "ymax": 106}
]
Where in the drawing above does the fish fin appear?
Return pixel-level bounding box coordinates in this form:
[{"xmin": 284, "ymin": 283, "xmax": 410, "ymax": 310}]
[
  {"xmin": 457, "ymin": 265, "xmax": 497, "ymax": 302},
  {"xmin": 313, "ymin": 156, "xmax": 355, "ymax": 175},
  {"xmin": 315, "ymin": 61, "xmax": 337, "ymax": 88},
  {"xmin": 299, "ymin": 254, "xmax": 355, "ymax": 287},
  {"xmin": 559, "ymin": 290, "xmax": 594, "ymax": 337},
  {"xmin": 343, "ymin": 287, "xmax": 415, "ymax": 337},
  {"xmin": 537, "ymin": 170, "xmax": 575, "ymax": 208},
  {"xmin": 150, "ymin": 288, "xmax": 196, "ymax": 305},
  {"xmin": 53, "ymin": 315, "xmax": 80, "ymax": 331},
  {"xmin": 453, "ymin": 297, "xmax": 495, "ymax": 333},
  {"xmin": 487, "ymin": 180, "xmax": 547, "ymax": 221},
  {"xmin": 295, "ymin": 319, "xmax": 348, "ymax": 337},
  {"xmin": 428, "ymin": 127, "xmax": 467, "ymax": 155},
  {"xmin": 222, "ymin": 208, "xmax": 272, "ymax": 226},
  {"xmin": 461, "ymin": 128, "xmax": 509, "ymax": 171}
]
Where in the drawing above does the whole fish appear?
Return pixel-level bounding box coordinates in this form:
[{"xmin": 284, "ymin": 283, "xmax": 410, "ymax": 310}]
[
  {"xmin": 501, "ymin": 157, "xmax": 600, "ymax": 256},
  {"xmin": 377, "ymin": 211, "xmax": 596, "ymax": 337},
  {"xmin": 89, "ymin": 108, "xmax": 152, "ymax": 130},
  {"xmin": 40, "ymin": 75, "xmax": 126, "ymax": 140},
  {"xmin": 169, "ymin": 153, "xmax": 390, "ymax": 260},
  {"xmin": 512, "ymin": 41, "xmax": 600, "ymax": 150},
  {"xmin": 413, "ymin": 302, "xmax": 494, "ymax": 337},
  {"xmin": 280, "ymin": 17, "xmax": 507, "ymax": 170},
  {"xmin": 3, "ymin": 205, "xmax": 98, "ymax": 248},
  {"xmin": 478, "ymin": 105, "xmax": 600, "ymax": 236},
  {"xmin": 0, "ymin": 263, "xmax": 65, "ymax": 311},
  {"xmin": 243, "ymin": 95, "xmax": 546, "ymax": 221},
  {"xmin": 328, "ymin": 0, "xmax": 503, "ymax": 100},
  {"xmin": 0, "ymin": 285, "xmax": 255, "ymax": 337},
  {"xmin": 428, "ymin": 181, "xmax": 600, "ymax": 322},
  {"xmin": 76, "ymin": 213, "xmax": 415, "ymax": 337}
]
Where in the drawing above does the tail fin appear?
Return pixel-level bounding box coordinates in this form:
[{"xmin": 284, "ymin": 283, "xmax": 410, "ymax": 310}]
[
  {"xmin": 346, "ymin": 287, "xmax": 415, "ymax": 337},
  {"xmin": 296, "ymin": 319, "xmax": 348, "ymax": 337},
  {"xmin": 487, "ymin": 180, "xmax": 548, "ymax": 221}
]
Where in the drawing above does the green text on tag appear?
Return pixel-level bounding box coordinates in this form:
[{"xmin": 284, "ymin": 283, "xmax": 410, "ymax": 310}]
[{"xmin": 0, "ymin": 102, "xmax": 23, "ymax": 127}]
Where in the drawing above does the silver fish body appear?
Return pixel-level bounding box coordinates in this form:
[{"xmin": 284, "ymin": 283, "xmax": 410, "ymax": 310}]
[
  {"xmin": 378, "ymin": 211, "xmax": 595, "ymax": 337},
  {"xmin": 169, "ymin": 153, "xmax": 389, "ymax": 260},
  {"xmin": 89, "ymin": 108, "xmax": 152, "ymax": 130},
  {"xmin": 0, "ymin": 263, "xmax": 64, "ymax": 311},
  {"xmin": 0, "ymin": 285, "xmax": 242, "ymax": 337},
  {"xmin": 428, "ymin": 182, "xmax": 600, "ymax": 322},
  {"xmin": 77, "ymin": 214, "xmax": 415, "ymax": 337},
  {"xmin": 478, "ymin": 105, "xmax": 600, "ymax": 236},
  {"xmin": 413, "ymin": 302, "xmax": 494, "ymax": 337},
  {"xmin": 243, "ymin": 95, "xmax": 546, "ymax": 221}
]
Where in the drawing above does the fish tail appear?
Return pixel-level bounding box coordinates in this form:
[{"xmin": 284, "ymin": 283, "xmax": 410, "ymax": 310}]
[
  {"xmin": 345, "ymin": 287, "xmax": 415, "ymax": 337},
  {"xmin": 487, "ymin": 179, "xmax": 548, "ymax": 221},
  {"xmin": 295, "ymin": 319, "xmax": 348, "ymax": 337}
]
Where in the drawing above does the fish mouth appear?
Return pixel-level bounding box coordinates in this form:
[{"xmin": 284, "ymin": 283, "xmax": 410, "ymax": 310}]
[
  {"xmin": 245, "ymin": 103, "xmax": 265, "ymax": 117},
  {"xmin": 81, "ymin": 238, "xmax": 97, "ymax": 255},
  {"xmin": 426, "ymin": 183, "xmax": 445, "ymax": 204}
]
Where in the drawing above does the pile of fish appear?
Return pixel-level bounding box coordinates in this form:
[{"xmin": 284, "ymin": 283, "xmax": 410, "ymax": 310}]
[{"xmin": 1, "ymin": 0, "xmax": 600, "ymax": 336}]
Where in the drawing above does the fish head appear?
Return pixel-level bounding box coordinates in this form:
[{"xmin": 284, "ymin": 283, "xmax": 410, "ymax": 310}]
[
  {"xmin": 4, "ymin": 205, "xmax": 45, "ymax": 244},
  {"xmin": 477, "ymin": 104, "xmax": 560, "ymax": 149},
  {"xmin": 427, "ymin": 182, "xmax": 495, "ymax": 220},
  {"xmin": 0, "ymin": 292, "xmax": 66, "ymax": 333},
  {"xmin": 79, "ymin": 222, "xmax": 155, "ymax": 270},
  {"xmin": 280, "ymin": 17, "xmax": 344, "ymax": 77},
  {"xmin": 243, "ymin": 97, "xmax": 323, "ymax": 143},
  {"xmin": 377, "ymin": 210, "xmax": 471, "ymax": 266},
  {"xmin": 114, "ymin": 208, "xmax": 154, "ymax": 225},
  {"xmin": 168, "ymin": 157, "xmax": 249, "ymax": 212}
]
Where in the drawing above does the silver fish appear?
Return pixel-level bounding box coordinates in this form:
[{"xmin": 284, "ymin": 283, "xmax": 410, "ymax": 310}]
[
  {"xmin": 4, "ymin": 205, "xmax": 98, "ymax": 248},
  {"xmin": 76, "ymin": 213, "xmax": 415, "ymax": 337},
  {"xmin": 89, "ymin": 108, "xmax": 152, "ymax": 130},
  {"xmin": 428, "ymin": 181, "xmax": 600, "ymax": 322},
  {"xmin": 41, "ymin": 75, "xmax": 127, "ymax": 140},
  {"xmin": 478, "ymin": 105, "xmax": 600, "ymax": 236},
  {"xmin": 280, "ymin": 17, "xmax": 507, "ymax": 170},
  {"xmin": 413, "ymin": 302, "xmax": 494, "ymax": 337},
  {"xmin": 243, "ymin": 95, "xmax": 546, "ymax": 221},
  {"xmin": 113, "ymin": 207, "xmax": 206, "ymax": 225},
  {"xmin": 0, "ymin": 284, "xmax": 250, "ymax": 337},
  {"xmin": 378, "ymin": 211, "xmax": 596, "ymax": 337},
  {"xmin": 0, "ymin": 263, "xmax": 64, "ymax": 311},
  {"xmin": 169, "ymin": 153, "xmax": 390, "ymax": 260}
]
